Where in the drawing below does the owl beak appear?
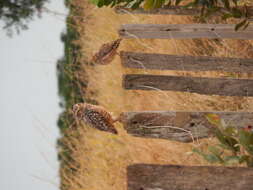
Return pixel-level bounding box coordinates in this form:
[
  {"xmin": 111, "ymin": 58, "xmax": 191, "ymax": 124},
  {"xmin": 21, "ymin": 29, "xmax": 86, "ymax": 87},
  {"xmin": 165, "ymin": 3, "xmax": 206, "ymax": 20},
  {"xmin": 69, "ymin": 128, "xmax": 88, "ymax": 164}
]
[
  {"xmin": 72, "ymin": 104, "xmax": 79, "ymax": 117},
  {"xmin": 72, "ymin": 110, "xmax": 77, "ymax": 117}
]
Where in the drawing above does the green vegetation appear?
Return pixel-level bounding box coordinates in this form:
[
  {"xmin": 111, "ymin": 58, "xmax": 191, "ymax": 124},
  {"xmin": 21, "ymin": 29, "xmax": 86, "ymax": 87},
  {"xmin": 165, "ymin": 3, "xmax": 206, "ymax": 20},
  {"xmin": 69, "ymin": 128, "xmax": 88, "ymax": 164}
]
[
  {"xmin": 56, "ymin": 2, "xmax": 84, "ymax": 133},
  {"xmin": 0, "ymin": 0, "xmax": 49, "ymax": 35},
  {"xmin": 193, "ymin": 114, "xmax": 253, "ymax": 167},
  {"xmin": 90, "ymin": 0, "xmax": 253, "ymax": 30}
]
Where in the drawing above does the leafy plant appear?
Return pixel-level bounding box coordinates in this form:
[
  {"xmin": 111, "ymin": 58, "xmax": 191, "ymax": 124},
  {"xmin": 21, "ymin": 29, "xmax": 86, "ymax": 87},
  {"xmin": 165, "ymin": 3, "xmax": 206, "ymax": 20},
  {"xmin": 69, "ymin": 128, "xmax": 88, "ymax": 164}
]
[
  {"xmin": 89, "ymin": 0, "xmax": 253, "ymax": 30},
  {"xmin": 56, "ymin": 2, "xmax": 85, "ymax": 134},
  {"xmin": 193, "ymin": 114, "xmax": 253, "ymax": 167}
]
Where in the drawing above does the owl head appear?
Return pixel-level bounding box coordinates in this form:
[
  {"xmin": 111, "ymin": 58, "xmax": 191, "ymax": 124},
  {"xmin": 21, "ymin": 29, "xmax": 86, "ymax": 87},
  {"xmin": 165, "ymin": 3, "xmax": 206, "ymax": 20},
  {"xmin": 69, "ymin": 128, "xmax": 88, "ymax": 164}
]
[
  {"xmin": 73, "ymin": 103, "xmax": 93, "ymax": 120},
  {"xmin": 72, "ymin": 103, "xmax": 83, "ymax": 119}
]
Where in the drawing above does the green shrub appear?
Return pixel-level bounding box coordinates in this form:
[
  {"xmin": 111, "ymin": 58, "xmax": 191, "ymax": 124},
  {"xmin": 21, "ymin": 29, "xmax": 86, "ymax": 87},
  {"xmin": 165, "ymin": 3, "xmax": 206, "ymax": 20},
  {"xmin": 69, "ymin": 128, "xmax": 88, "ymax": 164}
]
[
  {"xmin": 90, "ymin": 0, "xmax": 253, "ymax": 30},
  {"xmin": 193, "ymin": 114, "xmax": 253, "ymax": 167}
]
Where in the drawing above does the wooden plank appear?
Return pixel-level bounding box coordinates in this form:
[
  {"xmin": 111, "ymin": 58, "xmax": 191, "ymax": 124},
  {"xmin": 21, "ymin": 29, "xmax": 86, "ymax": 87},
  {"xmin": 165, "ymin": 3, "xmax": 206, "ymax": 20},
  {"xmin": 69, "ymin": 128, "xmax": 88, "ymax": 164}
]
[
  {"xmin": 115, "ymin": 6, "xmax": 202, "ymax": 15},
  {"xmin": 121, "ymin": 51, "xmax": 253, "ymax": 72},
  {"xmin": 128, "ymin": 164, "xmax": 253, "ymax": 190},
  {"xmin": 119, "ymin": 24, "xmax": 253, "ymax": 39},
  {"xmin": 115, "ymin": 6, "xmax": 253, "ymax": 21},
  {"xmin": 120, "ymin": 111, "xmax": 253, "ymax": 142},
  {"xmin": 123, "ymin": 74, "xmax": 253, "ymax": 97}
]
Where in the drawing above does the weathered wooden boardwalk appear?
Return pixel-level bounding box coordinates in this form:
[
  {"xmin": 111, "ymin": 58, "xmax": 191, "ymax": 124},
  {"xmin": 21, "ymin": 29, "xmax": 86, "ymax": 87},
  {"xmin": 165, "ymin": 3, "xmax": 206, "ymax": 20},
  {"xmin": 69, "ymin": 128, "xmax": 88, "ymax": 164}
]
[
  {"xmin": 120, "ymin": 111, "xmax": 253, "ymax": 142},
  {"xmin": 119, "ymin": 24, "xmax": 253, "ymax": 39},
  {"xmin": 128, "ymin": 164, "xmax": 253, "ymax": 190},
  {"xmin": 121, "ymin": 51, "xmax": 253, "ymax": 72},
  {"xmin": 114, "ymin": 6, "xmax": 253, "ymax": 190},
  {"xmin": 123, "ymin": 74, "xmax": 253, "ymax": 97}
]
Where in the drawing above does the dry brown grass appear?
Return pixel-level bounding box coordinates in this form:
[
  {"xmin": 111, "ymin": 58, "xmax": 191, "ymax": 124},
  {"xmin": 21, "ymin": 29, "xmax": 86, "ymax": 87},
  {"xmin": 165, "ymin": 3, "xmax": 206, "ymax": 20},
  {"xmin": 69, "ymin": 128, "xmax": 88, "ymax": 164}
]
[
  {"xmin": 60, "ymin": 124, "xmax": 217, "ymax": 190},
  {"xmin": 60, "ymin": 1, "xmax": 253, "ymax": 190}
]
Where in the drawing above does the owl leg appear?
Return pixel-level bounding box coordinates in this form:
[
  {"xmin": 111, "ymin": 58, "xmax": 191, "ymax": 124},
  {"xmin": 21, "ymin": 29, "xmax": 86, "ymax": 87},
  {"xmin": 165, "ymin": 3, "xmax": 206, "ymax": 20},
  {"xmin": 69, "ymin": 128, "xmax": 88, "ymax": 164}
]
[
  {"xmin": 112, "ymin": 117, "xmax": 120, "ymax": 123},
  {"xmin": 112, "ymin": 113, "xmax": 124, "ymax": 123}
]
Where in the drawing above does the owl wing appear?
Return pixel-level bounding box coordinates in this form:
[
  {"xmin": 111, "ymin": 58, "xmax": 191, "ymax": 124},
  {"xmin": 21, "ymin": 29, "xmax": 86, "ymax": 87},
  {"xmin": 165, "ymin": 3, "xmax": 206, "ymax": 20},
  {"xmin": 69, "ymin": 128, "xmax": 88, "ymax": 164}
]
[
  {"xmin": 84, "ymin": 106, "xmax": 117, "ymax": 134},
  {"xmin": 91, "ymin": 105, "xmax": 115, "ymax": 124},
  {"xmin": 97, "ymin": 39, "xmax": 122, "ymax": 58}
]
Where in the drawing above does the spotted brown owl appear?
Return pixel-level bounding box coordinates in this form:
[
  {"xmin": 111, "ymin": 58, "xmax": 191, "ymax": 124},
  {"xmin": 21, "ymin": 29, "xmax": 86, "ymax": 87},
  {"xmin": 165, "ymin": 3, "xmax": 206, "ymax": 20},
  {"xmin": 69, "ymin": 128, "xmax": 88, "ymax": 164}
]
[
  {"xmin": 91, "ymin": 38, "xmax": 122, "ymax": 65},
  {"xmin": 72, "ymin": 103, "xmax": 118, "ymax": 134}
]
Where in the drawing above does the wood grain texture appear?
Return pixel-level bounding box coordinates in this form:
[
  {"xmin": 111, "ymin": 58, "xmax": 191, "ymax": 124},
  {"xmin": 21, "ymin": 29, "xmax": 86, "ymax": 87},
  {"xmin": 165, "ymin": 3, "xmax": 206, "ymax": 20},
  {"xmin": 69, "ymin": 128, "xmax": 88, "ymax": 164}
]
[
  {"xmin": 120, "ymin": 51, "xmax": 253, "ymax": 72},
  {"xmin": 119, "ymin": 24, "xmax": 253, "ymax": 39},
  {"xmin": 123, "ymin": 74, "xmax": 253, "ymax": 97},
  {"xmin": 120, "ymin": 111, "xmax": 253, "ymax": 142},
  {"xmin": 128, "ymin": 164, "xmax": 253, "ymax": 190},
  {"xmin": 115, "ymin": 6, "xmax": 202, "ymax": 15}
]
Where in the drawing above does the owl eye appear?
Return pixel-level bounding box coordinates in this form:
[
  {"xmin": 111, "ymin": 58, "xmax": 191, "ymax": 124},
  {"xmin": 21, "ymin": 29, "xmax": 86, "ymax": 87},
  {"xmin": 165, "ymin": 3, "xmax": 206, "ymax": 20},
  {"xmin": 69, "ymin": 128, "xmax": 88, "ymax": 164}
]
[
  {"xmin": 73, "ymin": 105, "xmax": 79, "ymax": 112},
  {"xmin": 76, "ymin": 110, "xmax": 83, "ymax": 118}
]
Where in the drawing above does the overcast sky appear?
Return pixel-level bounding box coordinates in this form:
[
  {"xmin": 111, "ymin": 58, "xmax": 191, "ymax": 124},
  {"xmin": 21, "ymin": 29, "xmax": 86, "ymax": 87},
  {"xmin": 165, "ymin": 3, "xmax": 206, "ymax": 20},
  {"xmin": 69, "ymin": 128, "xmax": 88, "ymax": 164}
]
[{"xmin": 0, "ymin": 1, "xmax": 67, "ymax": 190}]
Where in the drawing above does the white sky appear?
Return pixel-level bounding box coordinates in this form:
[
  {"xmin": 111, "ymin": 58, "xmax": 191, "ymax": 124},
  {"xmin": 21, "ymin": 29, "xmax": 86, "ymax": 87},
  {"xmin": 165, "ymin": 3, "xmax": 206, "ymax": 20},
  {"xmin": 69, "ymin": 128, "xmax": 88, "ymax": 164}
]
[{"xmin": 0, "ymin": 1, "xmax": 67, "ymax": 190}]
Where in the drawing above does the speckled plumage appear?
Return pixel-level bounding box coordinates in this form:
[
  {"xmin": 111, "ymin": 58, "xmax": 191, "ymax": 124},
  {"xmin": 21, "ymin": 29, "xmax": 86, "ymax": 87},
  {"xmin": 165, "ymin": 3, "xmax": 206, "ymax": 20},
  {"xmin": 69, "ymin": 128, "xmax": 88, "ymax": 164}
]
[
  {"xmin": 73, "ymin": 103, "xmax": 118, "ymax": 134},
  {"xmin": 92, "ymin": 38, "xmax": 122, "ymax": 65}
]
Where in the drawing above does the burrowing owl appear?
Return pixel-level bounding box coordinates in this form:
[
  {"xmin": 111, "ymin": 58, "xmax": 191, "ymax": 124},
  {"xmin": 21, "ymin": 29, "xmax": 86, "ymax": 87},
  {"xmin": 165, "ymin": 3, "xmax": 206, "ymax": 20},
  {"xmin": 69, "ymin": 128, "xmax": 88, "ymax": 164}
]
[
  {"xmin": 72, "ymin": 103, "xmax": 118, "ymax": 134},
  {"xmin": 91, "ymin": 38, "xmax": 122, "ymax": 65}
]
